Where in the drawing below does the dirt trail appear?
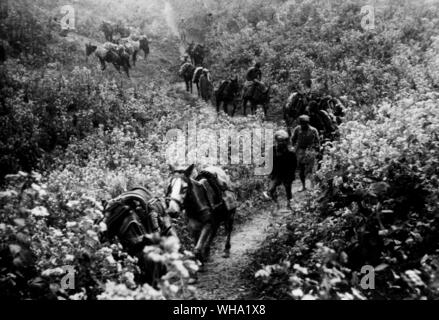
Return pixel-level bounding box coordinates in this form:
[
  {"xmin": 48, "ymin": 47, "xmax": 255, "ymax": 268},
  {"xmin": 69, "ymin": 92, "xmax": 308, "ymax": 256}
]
[{"xmin": 159, "ymin": 4, "xmax": 304, "ymax": 300}]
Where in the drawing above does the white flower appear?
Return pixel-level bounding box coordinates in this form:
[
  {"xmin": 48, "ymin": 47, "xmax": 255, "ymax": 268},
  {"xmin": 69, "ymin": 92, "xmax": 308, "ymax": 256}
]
[
  {"xmin": 293, "ymin": 264, "xmax": 308, "ymax": 275},
  {"xmin": 86, "ymin": 230, "xmax": 98, "ymax": 239},
  {"xmin": 302, "ymin": 294, "xmax": 317, "ymax": 300},
  {"xmin": 42, "ymin": 267, "xmax": 65, "ymax": 277},
  {"xmin": 31, "ymin": 206, "xmax": 49, "ymax": 217},
  {"xmin": 169, "ymin": 284, "xmax": 179, "ymax": 294},
  {"xmin": 162, "ymin": 236, "xmax": 180, "ymax": 253},
  {"xmin": 99, "ymin": 222, "xmax": 107, "ymax": 232},
  {"xmin": 291, "ymin": 288, "xmax": 304, "ymax": 298},
  {"xmin": 148, "ymin": 252, "xmax": 165, "ymax": 263},
  {"xmin": 337, "ymin": 292, "xmax": 354, "ymax": 300},
  {"xmin": 255, "ymin": 269, "xmax": 270, "ymax": 278},
  {"xmin": 69, "ymin": 291, "xmax": 86, "ymax": 300},
  {"xmin": 51, "ymin": 228, "xmax": 63, "ymax": 237},
  {"xmin": 173, "ymin": 260, "xmax": 190, "ymax": 278},
  {"xmin": 106, "ymin": 255, "xmax": 116, "ymax": 265},
  {"xmin": 0, "ymin": 190, "xmax": 18, "ymax": 199},
  {"xmin": 66, "ymin": 200, "xmax": 80, "ymax": 209},
  {"xmin": 31, "ymin": 183, "xmax": 42, "ymax": 192},
  {"xmin": 184, "ymin": 260, "xmax": 199, "ymax": 272},
  {"xmin": 66, "ymin": 221, "xmax": 77, "ymax": 228}
]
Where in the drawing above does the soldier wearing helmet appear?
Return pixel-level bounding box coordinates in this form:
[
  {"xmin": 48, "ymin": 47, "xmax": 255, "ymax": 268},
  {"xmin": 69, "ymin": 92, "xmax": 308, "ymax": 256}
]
[
  {"xmin": 263, "ymin": 129, "xmax": 297, "ymax": 209},
  {"xmin": 246, "ymin": 62, "xmax": 262, "ymax": 82},
  {"xmin": 291, "ymin": 115, "xmax": 320, "ymax": 191}
]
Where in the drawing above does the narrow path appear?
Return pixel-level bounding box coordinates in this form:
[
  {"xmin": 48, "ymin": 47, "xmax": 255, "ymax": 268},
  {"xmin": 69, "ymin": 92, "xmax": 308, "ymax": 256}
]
[{"xmin": 161, "ymin": 3, "xmax": 303, "ymax": 300}]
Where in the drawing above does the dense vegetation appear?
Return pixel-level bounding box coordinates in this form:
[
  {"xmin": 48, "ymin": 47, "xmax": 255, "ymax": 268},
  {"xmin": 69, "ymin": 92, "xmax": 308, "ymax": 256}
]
[{"xmin": 1, "ymin": 0, "xmax": 439, "ymax": 300}]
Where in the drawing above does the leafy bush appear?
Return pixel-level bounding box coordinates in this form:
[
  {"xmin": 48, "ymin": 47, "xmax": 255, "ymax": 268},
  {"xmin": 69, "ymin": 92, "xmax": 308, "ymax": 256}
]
[
  {"xmin": 190, "ymin": 0, "xmax": 439, "ymax": 115},
  {"xmin": 249, "ymin": 93, "xmax": 439, "ymax": 300},
  {"xmin": 0, "ymin": 171, "xmax": 200, "ymax": 300}
]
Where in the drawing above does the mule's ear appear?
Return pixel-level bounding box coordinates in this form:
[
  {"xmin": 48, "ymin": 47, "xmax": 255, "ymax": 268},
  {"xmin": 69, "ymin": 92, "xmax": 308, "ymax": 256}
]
[
  {"xmin": 169, "ymin": 164, "xmax": 176, "ymax": 173},
  {"xmin": 184, "ymin": 164, "xmax": 195, "ymax": 177}
]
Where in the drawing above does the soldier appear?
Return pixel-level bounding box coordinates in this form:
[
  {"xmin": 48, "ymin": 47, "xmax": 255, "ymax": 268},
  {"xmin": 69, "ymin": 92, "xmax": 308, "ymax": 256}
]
[
  {"xmin": 263, "ymin": 129, "xmax": 297, "ymax": 209},
  {"xmin": 291, "ymin": 115, "xmax": 320, "ymax": 192}
]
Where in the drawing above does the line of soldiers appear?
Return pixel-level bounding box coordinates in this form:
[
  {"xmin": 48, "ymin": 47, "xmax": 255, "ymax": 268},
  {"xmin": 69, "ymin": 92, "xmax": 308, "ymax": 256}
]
[
  {"xmin": 264, "ymin": 117, "xmax": 320, "ymax": 210},
  {"xmin": 264, "ymin": 79, "xmax": 349, "ymax": 209},
  {"xmin": 284, "ymin": 79, "xmax": 347, "ymax": 141}
]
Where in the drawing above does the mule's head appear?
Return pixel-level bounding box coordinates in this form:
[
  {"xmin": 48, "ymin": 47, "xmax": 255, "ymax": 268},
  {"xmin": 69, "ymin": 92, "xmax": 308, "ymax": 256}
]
[
  {"xmin": 230, "ymin": 76, "xmax": 240, "ymax": 94},
  {"xmin": 85, "ymin": 43, "xmax": 97, "ymax": 57},
  {"xmin": 165, "ymin": 164, "xmax": 196, "ymax": 217}
]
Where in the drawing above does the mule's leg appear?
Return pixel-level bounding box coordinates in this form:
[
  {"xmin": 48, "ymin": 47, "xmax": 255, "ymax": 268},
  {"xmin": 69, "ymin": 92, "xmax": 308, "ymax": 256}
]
[
  {"xmin": 197, "ymin": 83, "xmax": 200, "ymax": 97},
  {"xmin": 185, "ymin": 80, "xmax": 189, "ymax": 92},
  {"xmin": 224, "ymin": 209, "xmax": 235, "ymax": 257},
  {"xmin": 99, "ymin": 58, "xmax": 106, "ymax": 71},
  {"xmin": 231, "ymin": 101, "xmax": 237, "ymax": 117},
  {"xmin": 205, "ymin": 224, "xmax": 219, "ymax": 258},
  {"xmin": 113, "ymin": 63, "xmax": 121, "ymax": 73},
  {"xmin": 133, "ymin": 51, "xmax": 137, "ymax": 66},
  {"xmin": 216, "ymin": 100, "xmax": 221, "ymax": 113},
  {"xmin": 192, "ymin": 228, "xmax": 201, "ymax": 247},
  {"xmin": 263, "ymin": 103, "xmax": 268, "ymax": 118},
  {"xmin": 223, "ymin": 101, "xmax": 228, "ymax": 115},
  {"xmin": 194, "ymin": 224, "xmax": 213, "ymax": 263},
  {"xmin": 242, "ymin": 99, "xmax": 247, "ymax": 116}
]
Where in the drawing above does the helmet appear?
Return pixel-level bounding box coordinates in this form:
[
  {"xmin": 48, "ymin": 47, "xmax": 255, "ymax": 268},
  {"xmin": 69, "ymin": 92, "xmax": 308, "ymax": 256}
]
[
  {"xmin": 274, "ymin": 130, "xmax": 289, "ymax": 141},
  {"xmin": 299, "ymin": 115, "xmax": 310, "ymax": 123}
]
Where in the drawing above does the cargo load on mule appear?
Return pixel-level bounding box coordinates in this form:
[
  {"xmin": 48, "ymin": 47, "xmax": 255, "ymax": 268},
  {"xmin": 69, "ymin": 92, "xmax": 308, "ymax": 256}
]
[{"xmin": 100, "ymin": 186, "xmax": 177, "ymax": 287}]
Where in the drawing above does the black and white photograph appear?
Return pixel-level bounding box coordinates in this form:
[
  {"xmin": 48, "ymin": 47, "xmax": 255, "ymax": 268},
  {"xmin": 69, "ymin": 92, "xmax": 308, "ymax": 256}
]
[{"xmin": 0, "ymin": 0, "xmax": 439, "ymax": 306}]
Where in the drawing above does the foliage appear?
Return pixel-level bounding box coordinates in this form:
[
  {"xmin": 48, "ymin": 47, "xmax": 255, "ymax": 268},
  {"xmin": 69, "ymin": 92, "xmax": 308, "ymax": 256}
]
[
  {"xmin": 188, "ymin": 0, "xmax": 439, "ymax": 115},
  {"xmin": 249, "ymin": 94, "xmax": 439, "ymax": 300},
  {"xmin": 2, "ymin": 0, "xmax": 439, "ymax": 301},
  {"xmin": 0, "ymin": 171, "xmax": 200, "ymax": 300}
]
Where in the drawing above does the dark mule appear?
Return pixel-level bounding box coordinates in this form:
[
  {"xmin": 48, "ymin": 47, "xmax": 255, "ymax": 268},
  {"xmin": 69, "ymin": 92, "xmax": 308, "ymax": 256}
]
[
  {"xmin": 100, "ymin": 21, "xmax": 130, "ymax": 43},
  {"xmin": 0, "ymin": 41, "xmax": 6, "ymax": 63},
  {"xmin": 186, "ymin": 42, "xmax": 195, "ymax": 65},
  {"xmin": 100, "ymin": 21, "xmax": 114, "ymax": 42},
  {"xmin": 199, "ymin": 70, "xmax": 213, "ymax": 102},
  {"xmin": 318, "ymin": 96, "xmax": 345, "ymax": 125},
  {"xmin": 119, "ymin": 35, "xmax": 150, "ymax": 66},
  {"xmin": 86, "ymin": 43, "xmax": 131, "ymax": 78},
  {"xmin": 283, "ymin": 92, "xmax": 310, "ymax": 129},
  {"xmin": 166, "ymin": 165, "xmax": 236, "ymax": 264},
  {"xmin": 191, "ymin": 44, "xmax": 205, "ymax": 66},
  {"xmin": 216, "ymin": 77, "xmax": 240, "ymax": 116},
  {"xmin": 138, "ymin": 35, "xmax": 150, "ymax": 60},
  {"xmin": 115, "ymin": 24, "xmax": 131, "ymax": 40},
  {"xmin": 102, "ymin": 187, "xmax": 177, "ymax": 288},
  {"xmin": 179, "ymin": 62, "xmax": 196, "ymax": 93},
  {"xmin": 192, "ymin": 67, "xmax": 204, "ymax": 97},
  {"xmin": 242, "ymin": 82, "xmax": 271, "ymax": 117}
]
